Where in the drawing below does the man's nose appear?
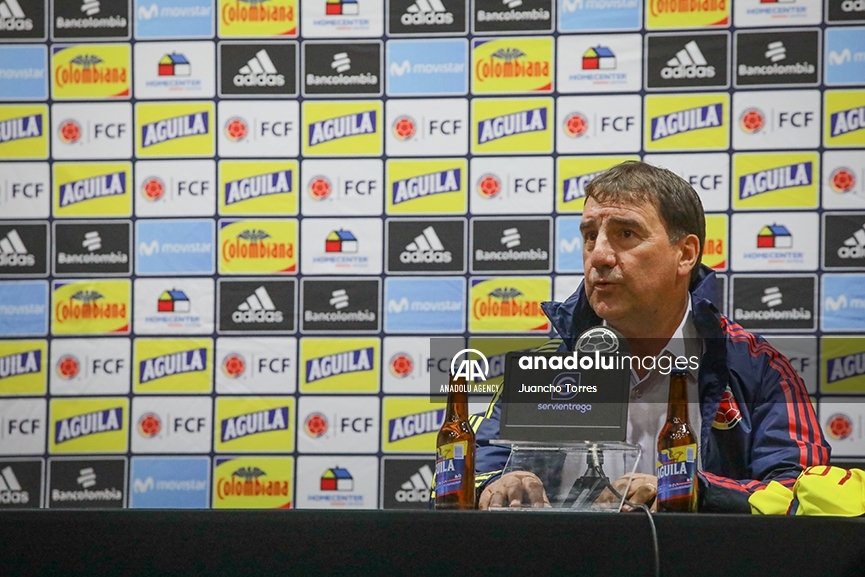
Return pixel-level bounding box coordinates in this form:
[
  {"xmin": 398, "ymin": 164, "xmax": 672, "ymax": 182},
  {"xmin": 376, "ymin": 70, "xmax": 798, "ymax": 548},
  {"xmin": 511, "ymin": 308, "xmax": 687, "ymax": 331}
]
[{"xmin": 587, "ymin": 232, "xmax": 616, "ymax": 269}]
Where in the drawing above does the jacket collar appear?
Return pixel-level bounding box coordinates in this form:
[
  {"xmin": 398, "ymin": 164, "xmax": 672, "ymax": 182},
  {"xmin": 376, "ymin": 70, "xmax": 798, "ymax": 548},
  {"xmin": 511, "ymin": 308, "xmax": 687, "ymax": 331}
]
[{"xmin": 540, "ymin": 264, "xmax": 725, "ymax": 350}]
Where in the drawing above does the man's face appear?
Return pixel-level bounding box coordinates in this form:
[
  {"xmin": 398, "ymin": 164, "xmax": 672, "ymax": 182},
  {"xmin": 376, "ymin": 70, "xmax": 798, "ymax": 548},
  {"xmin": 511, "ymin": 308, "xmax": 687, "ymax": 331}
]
[{"xmin": 580, "ymin": 196, "xmax": 685, "ymax": 325}]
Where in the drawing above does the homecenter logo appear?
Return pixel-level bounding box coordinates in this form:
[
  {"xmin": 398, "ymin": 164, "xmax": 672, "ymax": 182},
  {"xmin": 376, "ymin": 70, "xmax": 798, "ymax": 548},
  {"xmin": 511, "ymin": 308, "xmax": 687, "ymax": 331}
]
[{"xmin": 738, "ymin": 162, "xmax": 813, "ymax": 200}]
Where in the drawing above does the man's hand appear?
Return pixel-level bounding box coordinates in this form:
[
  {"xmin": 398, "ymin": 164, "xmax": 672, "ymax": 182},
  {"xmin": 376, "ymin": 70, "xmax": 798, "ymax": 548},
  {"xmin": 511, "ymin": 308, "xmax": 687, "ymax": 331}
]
[
  {"xmin": 594, "ymin": 473, "xmax": 658, "ymax": 512},
  {"xmin": 478, "ymin": 471, "xmax": 550, "ymax": 510}
]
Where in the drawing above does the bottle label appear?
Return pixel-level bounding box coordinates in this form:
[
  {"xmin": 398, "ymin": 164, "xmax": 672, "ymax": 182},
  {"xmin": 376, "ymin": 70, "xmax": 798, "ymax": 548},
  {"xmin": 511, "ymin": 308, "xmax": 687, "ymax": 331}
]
[
  {"xmin": 435, "ymin": 441, "xmax": 467, "ymax": 497},
  {"xmin": 657, "ymin": 444, "xmax": 697, "ymax": 502}
]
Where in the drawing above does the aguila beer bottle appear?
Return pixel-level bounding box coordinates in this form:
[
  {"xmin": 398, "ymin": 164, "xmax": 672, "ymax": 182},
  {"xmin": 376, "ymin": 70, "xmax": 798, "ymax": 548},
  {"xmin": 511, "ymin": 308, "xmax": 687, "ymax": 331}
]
[
  {"xmin": 656, "ymin": 369, "xmax": 698, "ymax": 512},
  {"xmin": 435, "ymin": 373, "xmax": 476, "ymax": 510}
]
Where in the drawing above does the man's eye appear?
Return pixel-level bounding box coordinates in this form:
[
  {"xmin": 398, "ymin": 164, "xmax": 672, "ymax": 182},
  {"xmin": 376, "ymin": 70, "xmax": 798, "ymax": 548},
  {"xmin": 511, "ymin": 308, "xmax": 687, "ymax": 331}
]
[
  {"xmin": 622, "ymin": 230, "xmax": 633, "ymax": 238},
  {"xmin": 584, "ymin": 232, "xmax": 597, "ymax": 242}
]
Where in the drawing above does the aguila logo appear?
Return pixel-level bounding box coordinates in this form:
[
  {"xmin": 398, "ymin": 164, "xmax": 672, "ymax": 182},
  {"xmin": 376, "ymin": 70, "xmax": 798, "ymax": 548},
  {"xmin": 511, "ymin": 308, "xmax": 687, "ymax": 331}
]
[
  {"xmin": 829, "ymin": 168, "xmax": 856, "ymax": 194},
  {"xmin": 740, "ymin": 108, "xmax": 765, "ymax": 135},
  {"xmin": 58, "ymin": 120, "xmax": 82, "ymax": 144},
  {"xmin": 307, "ymin": 176, "xmax": 332, "ymax": 200},
  {"xmin": 476, "ymin": 174, "xmax": 501, "ymax": 199},
  {"xmin": 563, "ymin": 113, "xmax": 588, "ymax": 138},
  {"xmin": 304, "ymin": 412, "xmax": 328, "ymax": 438},
  {"xmin": 225, "ymin": 117, "xmax": 248, "ymax": 142},
  {"xmin": 221, "ymin": 353, "xmax": 246, "ymax": 378},
  {"xmin": 56, "ymin": 355, "xmax": 81, "ymax": 380},
  {"xmin": 138, "ymin": 412, "xmax": 161, "ymax": 438},
  {"xmin": 389, "ymin": 353, "xmax": 414, "ymax": 378},
  {"xmin": 392, "ymin": 116, "xmax": 416, "ymax": 141},
  {"xmin": 141, "ymin": 177, "xmax": 166, "ymax": 201}
]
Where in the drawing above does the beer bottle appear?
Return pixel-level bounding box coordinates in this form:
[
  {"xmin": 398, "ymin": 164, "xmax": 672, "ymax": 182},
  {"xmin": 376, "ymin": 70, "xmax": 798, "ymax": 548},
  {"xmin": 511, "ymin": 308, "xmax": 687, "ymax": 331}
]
[
  {"xmin": 435, "ymin": 373, "xmax": 476, "ymax": 510},
  {"xmin": 656, "ymin": 369, "xmax": 698, "ymax": 512}
]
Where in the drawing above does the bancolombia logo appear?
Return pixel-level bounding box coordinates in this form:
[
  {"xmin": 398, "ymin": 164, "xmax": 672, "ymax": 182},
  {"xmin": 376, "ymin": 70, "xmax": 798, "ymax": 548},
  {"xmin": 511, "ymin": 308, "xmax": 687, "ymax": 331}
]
[
  {"xmin": 731, "ymin": 275, "xmax": 815, "ymax": 330},
  {"xmin": 303, "ymin": 42, "xmax": 382, "ymax": 96},
  {"xmin": 473, "ymin": 0, "xmax": 553, "ymax": 33}
]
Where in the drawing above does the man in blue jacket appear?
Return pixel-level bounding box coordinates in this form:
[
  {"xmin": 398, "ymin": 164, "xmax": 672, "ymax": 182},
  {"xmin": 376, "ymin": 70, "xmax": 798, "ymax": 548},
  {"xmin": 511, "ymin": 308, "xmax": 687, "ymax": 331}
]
[{"xmin": 473, "ymin": 161, "xmax": 830, "ymax": 513}]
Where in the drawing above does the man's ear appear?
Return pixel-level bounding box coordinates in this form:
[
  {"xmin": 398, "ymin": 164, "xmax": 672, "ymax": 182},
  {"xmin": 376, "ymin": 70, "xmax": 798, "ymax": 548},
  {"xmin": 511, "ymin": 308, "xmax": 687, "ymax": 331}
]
[{"xmin": 678, "ymin": 234, "xmax": 700, "ymax": 278}]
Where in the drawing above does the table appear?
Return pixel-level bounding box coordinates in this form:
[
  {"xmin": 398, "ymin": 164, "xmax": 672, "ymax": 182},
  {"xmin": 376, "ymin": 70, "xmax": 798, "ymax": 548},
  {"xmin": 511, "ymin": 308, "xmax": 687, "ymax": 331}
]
[{"xmin": 1, "ymin": 510, "xmax": 864, "ymax": 576}]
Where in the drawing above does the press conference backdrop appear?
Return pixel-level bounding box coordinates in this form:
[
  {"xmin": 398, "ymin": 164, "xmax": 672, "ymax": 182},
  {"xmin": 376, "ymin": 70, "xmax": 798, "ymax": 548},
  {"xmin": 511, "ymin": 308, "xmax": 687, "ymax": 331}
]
[{"xmin": 0, "ymin": 0, "xmax": 863, "ymax": 510}]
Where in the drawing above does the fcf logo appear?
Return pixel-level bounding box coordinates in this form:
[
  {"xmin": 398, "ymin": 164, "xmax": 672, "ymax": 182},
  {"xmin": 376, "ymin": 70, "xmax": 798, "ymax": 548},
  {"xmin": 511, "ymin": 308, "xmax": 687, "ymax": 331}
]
[{"xmin": 450, "ymin": 348, "xmax": 489, "ymax": 382}]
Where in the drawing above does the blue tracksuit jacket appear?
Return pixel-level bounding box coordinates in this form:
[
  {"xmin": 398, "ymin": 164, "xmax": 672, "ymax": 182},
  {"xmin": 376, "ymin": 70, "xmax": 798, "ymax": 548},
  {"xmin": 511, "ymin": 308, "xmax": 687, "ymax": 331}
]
[{"xmin": 472, "ymin": 266, "xmax": 831, "ymax": 512}]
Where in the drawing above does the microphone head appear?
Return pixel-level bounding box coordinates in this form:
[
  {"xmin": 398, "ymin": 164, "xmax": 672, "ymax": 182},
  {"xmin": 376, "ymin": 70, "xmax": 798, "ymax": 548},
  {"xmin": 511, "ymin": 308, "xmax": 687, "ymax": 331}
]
[{"xmin": 575, "ymin": 326, "xmax": 629, "ymax": 355}]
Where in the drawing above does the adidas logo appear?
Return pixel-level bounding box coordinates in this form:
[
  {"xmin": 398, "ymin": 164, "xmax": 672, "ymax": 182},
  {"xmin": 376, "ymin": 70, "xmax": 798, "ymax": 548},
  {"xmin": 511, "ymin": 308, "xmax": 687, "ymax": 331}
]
[
  {"xmin": 400, "ymin": 226, "xmax": 452, "ymax": 264},
  {"xmin": 330, "ymin": 289, "xmax": 349, "ymax": 310},
  {"xmin": 0, "ymin": 466, "xmax": 29, "ymax": 505},
  {"xmin": 0, "ymin": 229, "xmax": 35, "ymax": 267},
  {"xmin": 78, "ymin": 467, "xmax": 97, "ymax": 488},
  {"xmin": 81, "ymin": 0, "xmax": 100, "ymax": 16},
  {"xmin": 331, "ymin": 52, "xmax": 351, "ymax": 73},
  {"xmin": 504, "ymin": 0, "xmax": 523, "ymax": 7},
  {"xmin": 0, "ymin": 0, "xmax": 33, "ymax": 31},
  {"xmin": 402, "ymin": 0, "xmax": 454, "ymax": 25},
  {"xmin": 232, "ymin": 286, "xmax": 284, "ymax": 324},
  {"xmin": 395, "ymin": 464, "xmax": 433, "ymax": 503},
  {"xmin": 234, "ymin": 49, "xmax": 285, "ymax": 87},
  {"xmin": 838, "ymin": 223, "xmax": 865, "ymax": 259},
  {"xmin": 83, "ymin": 231, "xmax": 101, "ymax": 252},
  {"xmin": 661, "ymin": 40, "xmax": 715, "ymax": 79},
  {"xmin": 501, "ymin": 228, "xmax": 521, "ymax": 248},
  {"xmin": 761, "ymin": 287, "xmax": 783, "ymax": 308},
  {"xmin": 765, "ymin": 41, "xmax": 786, "ymax": 62}
]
